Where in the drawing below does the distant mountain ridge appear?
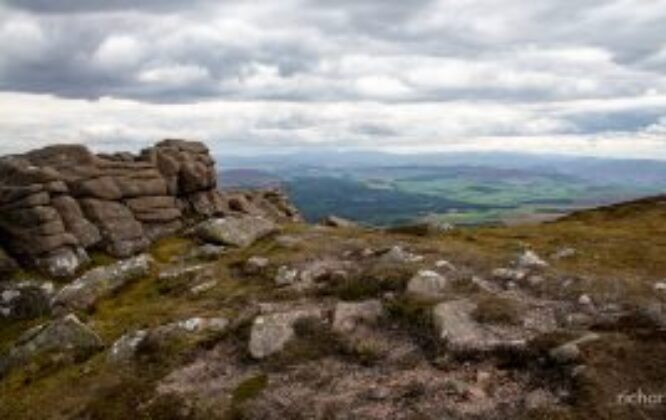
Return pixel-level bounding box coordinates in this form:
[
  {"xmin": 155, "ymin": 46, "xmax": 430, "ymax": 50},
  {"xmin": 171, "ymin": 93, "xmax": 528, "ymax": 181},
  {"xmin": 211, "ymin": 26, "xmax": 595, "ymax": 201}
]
[{"xmin": 218, "ymin": 152, "xmax": 666, "ymax": 227}]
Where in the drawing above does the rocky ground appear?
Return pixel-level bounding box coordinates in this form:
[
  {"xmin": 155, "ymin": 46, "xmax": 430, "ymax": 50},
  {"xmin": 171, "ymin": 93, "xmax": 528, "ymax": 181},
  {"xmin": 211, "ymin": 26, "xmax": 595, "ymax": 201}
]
[{"xmin": 1, "ymin": 187, "xmax": 665, "ymax": 418}]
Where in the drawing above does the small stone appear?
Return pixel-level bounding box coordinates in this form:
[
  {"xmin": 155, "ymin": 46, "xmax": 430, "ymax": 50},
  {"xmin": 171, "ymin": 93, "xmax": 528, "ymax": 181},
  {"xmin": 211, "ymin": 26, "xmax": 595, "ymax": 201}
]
[
  {"xmin": 527, "ymin": 275, "xmax": 545, "ymax": 287},
  {"xmin": 379, "ymin": 246, "xmax": 423, "ymax": 264},
  {"xmin": 517, "ymin": 250, "xmax": 549, "ymax": 269},
  {"xmin": 434, "ymin": 260, "xmax": 456, "ymax": 272},
  {"xmin": 551, "ymin": 247, "xmax": 576, "ymax": 260},
  {"xmin": 158, "ymin": 264, "xmax": 206, "ymax": 281},
  {"xmin": 476, "ymin": 370, "xmax": 492, "ymax": 386},
  {"xmin": 189, "ymin": 244, "xmax": 226, "ymax": 260},
  {"xmin": 274, "ymin": 235, "xmax": 302, "ymax": 249},
  {"xmin": 654, "ymin": 282, "xmax": 666, "ymax": 292},
  {"xmin": 407, "ymin": 270, "xmax": 449, "ymax": 300},
  {"xmin": 332, "ymin": 300, "xmax": 383, "ymax": 333},
  {"xmin": 249, "ymin": 308, "xmax": 322, "ymax": 359},
  {"xmin": 107, "ymin": 330, "xmax": 148, "ymax": 364},
  {"xmin": 492, "ymin": 268, "xmax": 528, "ymax": 282},
  {"xmin": 549, "ymin": 343, "xmax": 580, "ymax": 364},
  {"xmin": 275, "ymin": 266, "xmax": 299, "ymax": 286},
  {"xmin": 571, "ymin": 364, "xmax": 587, "ymax": 378},
  {"xmin": 525, "ymin": 389, "xmax": 557, "ymax": 411},
  {"xmin": 549, "ymin": 333, "xmax": 600, "ymax": 364},
  {"xmin": 443, "ymin": 378, "xmax": 470, "ymax": 396},
  {"xmin": 578, "ymin": 294, "xmax": 593, "ymax": 306},
  {"xmin": 190, "ymin": 280, "xmax": 217, "ymax": 295},
  {"xmin": 244, "ymin": 256, "xmax": 270, "ymax": 275}
]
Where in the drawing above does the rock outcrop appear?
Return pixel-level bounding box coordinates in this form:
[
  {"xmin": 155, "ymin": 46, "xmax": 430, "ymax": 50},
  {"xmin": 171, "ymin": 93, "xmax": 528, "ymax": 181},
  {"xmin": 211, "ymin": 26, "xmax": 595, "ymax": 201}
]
[
  {"xmin": 0, "ymin": 140, "xmax": 300, "ymax": 278},
  {"xmin": 0, "ymin": 314, "xmax": 102, "ymax": 377}
]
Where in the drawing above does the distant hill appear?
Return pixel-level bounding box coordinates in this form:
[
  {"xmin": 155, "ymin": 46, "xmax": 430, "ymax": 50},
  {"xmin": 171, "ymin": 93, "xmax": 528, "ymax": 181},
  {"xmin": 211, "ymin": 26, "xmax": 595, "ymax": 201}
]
[
  {"xmin": 219, "ymin": 169, "xmax": 283, "ymax": 190},
  {"xmin": 219, "ymin": 155, "xmax": 666, "ymax": 226}
]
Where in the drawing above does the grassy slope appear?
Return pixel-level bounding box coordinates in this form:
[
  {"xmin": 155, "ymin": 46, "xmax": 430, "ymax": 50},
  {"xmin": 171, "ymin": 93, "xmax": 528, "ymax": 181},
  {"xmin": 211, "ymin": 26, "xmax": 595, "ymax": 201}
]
[{"xmin": 0, "ymin": 197, "xmax": 664, "ymax": 419}]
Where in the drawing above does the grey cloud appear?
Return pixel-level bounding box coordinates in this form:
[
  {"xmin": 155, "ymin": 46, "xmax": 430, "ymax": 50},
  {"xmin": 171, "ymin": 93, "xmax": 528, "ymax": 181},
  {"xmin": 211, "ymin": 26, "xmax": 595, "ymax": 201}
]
[
  {"xmin": 3, "ymin": 0, "xmax": 217, "ymax": 14},
  {"xmin": 0, "ymin": 0, "xmax": 665, "ymax": 157}
]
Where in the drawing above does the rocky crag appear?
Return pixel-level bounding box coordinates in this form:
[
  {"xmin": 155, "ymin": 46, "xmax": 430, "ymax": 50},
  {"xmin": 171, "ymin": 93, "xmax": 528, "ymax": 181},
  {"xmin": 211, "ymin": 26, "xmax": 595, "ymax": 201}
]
[{"xmin": 0, "ymin": 140, "xmax": 300, "ymax": 278}]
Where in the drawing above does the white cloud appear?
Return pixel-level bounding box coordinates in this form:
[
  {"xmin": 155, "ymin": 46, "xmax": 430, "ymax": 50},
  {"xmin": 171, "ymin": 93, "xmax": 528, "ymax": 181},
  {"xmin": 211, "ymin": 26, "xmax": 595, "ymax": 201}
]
[{"xmin": 92, "ymin": 35, "xmax": 145, "ymax": 71}]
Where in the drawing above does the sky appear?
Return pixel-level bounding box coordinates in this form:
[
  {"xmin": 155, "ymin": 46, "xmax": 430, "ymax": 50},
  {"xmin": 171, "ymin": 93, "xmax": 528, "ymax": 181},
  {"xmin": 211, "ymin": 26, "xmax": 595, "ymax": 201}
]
[{"xmin": 1, "ymin": 0, "xmax": 666, "ymax": 158}]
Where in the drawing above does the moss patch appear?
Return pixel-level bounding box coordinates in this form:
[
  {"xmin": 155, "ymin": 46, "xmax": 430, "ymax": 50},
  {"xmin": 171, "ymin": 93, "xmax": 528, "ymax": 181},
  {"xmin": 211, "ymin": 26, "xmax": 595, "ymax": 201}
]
[{"xmin": 472, "ymin": 295, "xmax": 522, "ymax": 325}]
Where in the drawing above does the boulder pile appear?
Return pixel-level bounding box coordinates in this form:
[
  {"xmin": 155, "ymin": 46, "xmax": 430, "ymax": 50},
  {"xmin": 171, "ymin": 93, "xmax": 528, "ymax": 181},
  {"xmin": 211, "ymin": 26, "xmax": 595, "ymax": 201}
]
[{"xmin": 0, "ymin": 139, "xmax": 300, "ymax": 277}]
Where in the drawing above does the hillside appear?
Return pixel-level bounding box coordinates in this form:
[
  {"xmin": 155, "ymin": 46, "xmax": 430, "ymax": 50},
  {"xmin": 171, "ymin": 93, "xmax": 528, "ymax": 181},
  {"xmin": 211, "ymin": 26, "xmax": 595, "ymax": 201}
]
[{"xmin": 1, "ymin": 145, "xmax": 665, "ymax": 420}]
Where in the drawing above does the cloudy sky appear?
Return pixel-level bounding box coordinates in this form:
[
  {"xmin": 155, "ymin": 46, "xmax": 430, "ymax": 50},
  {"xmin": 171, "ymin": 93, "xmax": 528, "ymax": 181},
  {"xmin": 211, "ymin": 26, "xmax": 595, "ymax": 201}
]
[{"xmin": 1, "ymin": 0, "xmax": 666, "ymax": 158}]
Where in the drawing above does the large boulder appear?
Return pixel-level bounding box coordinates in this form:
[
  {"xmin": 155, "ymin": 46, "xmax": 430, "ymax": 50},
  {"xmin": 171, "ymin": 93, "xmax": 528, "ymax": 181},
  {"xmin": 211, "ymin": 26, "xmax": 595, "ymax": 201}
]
[
  {"xmin": 196, "ymin": 216, "xmax": 277, "ymax": 248},
  {"xmin": 52, "ymin": 254, "xmax": 153, "ymax": 312},
  {"xmin": 0, "ymin": 314, "xmax": 102, "ymax": 377}
]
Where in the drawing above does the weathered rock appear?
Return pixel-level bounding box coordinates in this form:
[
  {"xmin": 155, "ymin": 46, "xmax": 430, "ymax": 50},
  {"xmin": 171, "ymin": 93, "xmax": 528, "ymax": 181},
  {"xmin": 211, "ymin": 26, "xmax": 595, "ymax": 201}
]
[
  {"xmin": 35, "ymin": 247, "xmax": 89, "ymax": 279},
  {"xmin": 196, "ymin": 216, "xmax": 277, "ymax": 248},
  {"xmin": 378, "ymin": 245, "xmax": 423, "ymax": 264},
  {"xmin": 275, "ymin": 266, "xmax": 300, "ymax": 286},
  {"xmin": 51, "ymin": 196, "xmax": 102, "ymax": 248},
  {"xmin": 297, "ymin": 259, "xmax": 352, "ymax": 288},
  {"xmin": 524, "ymin": 389, "xmax": 558, "ymax": 411},
  {"xmin": 107, "ymin": 330, "xmax": 149, "ymax": 365},
  {"xmin": 108, "ymin": 317, "xmax": 229, "ymax": 364},
  {"xmin": 517, "ymin": 250, "xmax": 549, "ymax": 269},
  {"xmin": 492, "ymin": 268, "xmax": 528, "ymax": 283},
  {"xmin": 0, "ymin": 314, "xmax": 102, "ymax": 377},
  {"xmin": 434, "ymin": 259, "xmax": 456, "ymax": 272},
  {"xmin": 332, "ymin": 300, "xmax": 384, "ymax": 334},
  {"xmin": 52, "ymin": 254, "xmax": 153, "ymax": 312},
  {"xmin": 551, "ymin": 247, "xmax": 576, "ymax": 260},
  {"xmin": 549, "ymin": 333, "xmax": 600, "ymax": 364},
  {"xmin": 249, "ymin": 308, "xmax": 322, "ymax": 359},
  {"xmin": 158, "ymin": 264, "xmax": 207, "ymax": 282},
  {"xmin": 406, "ymin": 270, "xmax": 449, "ymax": 300},
  {"xmin": 187, "ymin": 244, "xmax": 227, "ymax": 260},
  {"xmin": 0, "ymin": 140, "xmax": 300, "ymax": 275},
  {"xmin": 432, "ymin": 299, "xmax": 528, "ymax": 354},
  {"xmin": 244, "ymin": 256, "xmax": 270, "ymax": 275},
  {"xmin": 0, "ymin": 281, "xmax": 54, "ymax": 319}
]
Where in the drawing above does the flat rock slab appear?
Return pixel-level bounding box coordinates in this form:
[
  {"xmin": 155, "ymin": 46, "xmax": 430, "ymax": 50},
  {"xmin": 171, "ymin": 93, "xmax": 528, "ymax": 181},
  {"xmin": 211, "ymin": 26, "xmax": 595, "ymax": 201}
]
[
  {"xmin": 52, "ymin": 254, "xmax": 153, "ymax": 312},
  {"xmin": 196, "ymin": 216, "xmax": 277, "ymax": 248},
  {"xmin": 433, "ymin": 299, "xmax": 529, "ymax": 355},
  {"xmin": 0, "ymin": 314, "xmax": 102, "ymax": 377},
  {"xmin": 249, "ymin": 308, "xmax": 322, "ymax": 359}
]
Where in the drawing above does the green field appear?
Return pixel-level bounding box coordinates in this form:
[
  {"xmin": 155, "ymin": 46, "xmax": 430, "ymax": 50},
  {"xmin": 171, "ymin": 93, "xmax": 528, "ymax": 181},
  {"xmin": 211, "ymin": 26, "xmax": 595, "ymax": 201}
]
[{"xmin": 283, "ymin": 166, "xmax": 662, "ymax": 226}]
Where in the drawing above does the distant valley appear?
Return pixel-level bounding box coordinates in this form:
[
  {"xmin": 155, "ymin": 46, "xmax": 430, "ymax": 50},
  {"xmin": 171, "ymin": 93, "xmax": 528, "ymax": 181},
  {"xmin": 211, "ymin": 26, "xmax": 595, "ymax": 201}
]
[{"xmin": 218, "ymin": 152, "xmax": 666, "ymax": 226}]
